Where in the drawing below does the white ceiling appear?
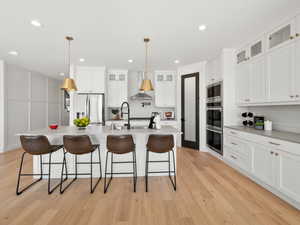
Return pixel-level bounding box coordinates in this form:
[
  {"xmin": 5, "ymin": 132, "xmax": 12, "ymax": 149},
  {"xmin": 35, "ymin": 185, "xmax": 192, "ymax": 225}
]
[{"xmin": 0, "ymin": 0, "xmax": 300, "ymax": 78}]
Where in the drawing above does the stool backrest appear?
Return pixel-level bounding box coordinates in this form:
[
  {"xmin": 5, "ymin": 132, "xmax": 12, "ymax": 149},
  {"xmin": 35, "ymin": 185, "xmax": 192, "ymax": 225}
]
[
  {"xmin": 63, "ymin": 135, "xmax": 93, "ymax": 154},
  {"xmin": 147, "ymin": 135, "xmax": 174, "ymax": 153},
  {"xmin": 107, "ymin": 135, "xmax": 135, "ymax": 154},
  {"xmin": 20, "ymin": 135, "xmax": 51, "ymax": 155}
]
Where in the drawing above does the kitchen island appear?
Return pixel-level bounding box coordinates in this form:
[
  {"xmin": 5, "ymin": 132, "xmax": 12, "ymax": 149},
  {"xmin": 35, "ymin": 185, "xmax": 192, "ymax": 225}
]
[{"xmin": 17, "ymin": 125, "xmax": 181, "ymax": 178}]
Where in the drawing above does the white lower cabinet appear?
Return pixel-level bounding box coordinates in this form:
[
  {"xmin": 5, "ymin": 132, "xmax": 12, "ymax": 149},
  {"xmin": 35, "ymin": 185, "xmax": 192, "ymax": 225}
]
[
  {"xmin": 276, "ymin": 151, "xmax": 300, "ymax": 202},
  {"xmin": 224, "ymin": 128, "xmax": 300, "ymax": 209},
  {"xmin": 252, "ymin": 143, "xmax": 275, "ymax": 187}
]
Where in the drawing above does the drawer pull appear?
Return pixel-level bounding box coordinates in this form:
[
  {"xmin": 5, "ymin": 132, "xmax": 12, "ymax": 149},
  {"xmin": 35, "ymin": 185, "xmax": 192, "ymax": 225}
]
[
  {"xmin": 269, "ymin": 142, "xmax": 280, "ymax": 146},
  {"xmin": 270, "ymin": 151, "xmax": 274, "ymax": 155},
  {"xmin": 231, "ymin": 142, "xmax": 238, "ymax": 146},
  {"xmin": 231, "ymin": 155, "xmax": 237, "ymax": 160},
  {"xmin": 275, "ymin": 153, "xmax": 279, "ymax": 156}
]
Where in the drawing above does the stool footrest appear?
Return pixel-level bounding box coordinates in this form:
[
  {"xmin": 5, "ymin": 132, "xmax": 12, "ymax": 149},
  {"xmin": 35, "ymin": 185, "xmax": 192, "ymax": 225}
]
[
  {"xmin": 105, "ymin": 172, "xmax": 134, "ymax": 175},
  {"xmin": 112, "ymin": 161, "xmax": 134, "ymax": 164},
  {"xmin": 147, "ymin": 171, "xmax": 175, "ymax": 174},
  {"xmin": 147, "ymin": 160, "xmax": 169, "ymax": 163}
]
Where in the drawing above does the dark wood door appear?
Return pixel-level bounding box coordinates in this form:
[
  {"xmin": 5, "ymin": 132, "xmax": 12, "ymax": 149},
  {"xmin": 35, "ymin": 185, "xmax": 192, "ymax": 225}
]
[{"xmin": 181, "ymin": 73, "xmax": 200, "ymax": 150}]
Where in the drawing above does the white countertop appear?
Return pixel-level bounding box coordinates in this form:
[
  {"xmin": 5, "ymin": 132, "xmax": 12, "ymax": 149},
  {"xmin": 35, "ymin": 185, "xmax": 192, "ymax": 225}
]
[
  {"xmin": 17, "ymin": 125, "xmax": 181, "ymax": 136},
  {"xmin": 225, "ymin": 126, "xmax": 300, "ymax": 144}
]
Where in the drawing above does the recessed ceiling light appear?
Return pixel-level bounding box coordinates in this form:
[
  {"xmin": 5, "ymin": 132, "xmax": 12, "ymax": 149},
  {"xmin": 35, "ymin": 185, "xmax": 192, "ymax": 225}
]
[
  {"xmin": 198, "ymin": 24, "xmax": 207, "ymax": 31},
  {"xmin": 31, "ymin": 20, "xmax": 42, "ymax": 27},
  {"xmin": 128, "ymin": 59, "xmax": 133, "ymax": 63},
  {"xmin": 79, "ymin": 58, "xmax": 85, "ymax": 62},
  {"xmin": 174, "ymin": 60, "xmax": 180, "ymax": 64},
  {"xmin": 8, "ymin": 51, "xmax": 19, "ymax": 56},
  {"xmin": 59, "ymin": 72, "xmax": 65, "ymax": 76}
]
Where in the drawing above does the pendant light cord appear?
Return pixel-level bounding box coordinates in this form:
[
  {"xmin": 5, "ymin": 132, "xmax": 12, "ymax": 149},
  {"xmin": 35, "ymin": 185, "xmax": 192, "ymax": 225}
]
[
  {"xmin": 144, "ymin": 38, "xmax": 150, "ymax": 79},
  {"xmin": 65, "ymin": 36, "xmax": 73, "ymax": 77}
]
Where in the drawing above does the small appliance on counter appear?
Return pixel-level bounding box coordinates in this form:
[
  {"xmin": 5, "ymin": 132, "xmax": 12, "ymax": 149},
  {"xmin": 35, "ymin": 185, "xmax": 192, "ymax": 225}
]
[
  {"xmin": 111, "ymin": 109, "xmax": 121, "ymax": 120},
  {"xmin": 254, "ymin": 116, "xmax": 265, "ymax": 130},
  {"xmin": 264, "ymin": 120, "xmax": 273, "ymax": 131},
  {"xmin": 148, "ymin": 112, "xmax": 161, "ymax": 129},
  {"xmin": 163, "ymin": 111, "xmax": 175, "ymax": 120}
]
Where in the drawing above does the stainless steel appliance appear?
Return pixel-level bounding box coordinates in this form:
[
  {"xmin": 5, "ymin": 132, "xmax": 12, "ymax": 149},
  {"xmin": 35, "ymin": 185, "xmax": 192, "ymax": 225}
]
[
  {"xmin": 207, "ymin": 81, "xmax": 222, "ymax": 103},
  {"xmin": 206, "ymin": 82, "xmax": 223, "ymax": 155},
  {"xmin": 77, "ymin": 93, "xmax": 105, "ymax": 125}
]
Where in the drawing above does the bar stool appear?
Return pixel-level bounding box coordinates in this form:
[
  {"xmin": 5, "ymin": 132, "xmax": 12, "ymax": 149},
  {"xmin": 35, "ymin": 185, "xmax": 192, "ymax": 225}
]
[
  {"xmin": 104, "ymin": 135, "xmax": 137, "ymax": 193},
  {"xmin": 17, "ymin": 135, "xmax": 66, "ymax": 195},
  {"xmin": 145, "ymin": 134, "xmax": 176, "ymax": 192},
  {"xmin": 60, "ymin": 135, "xmax": 102, "ymax": 194}
]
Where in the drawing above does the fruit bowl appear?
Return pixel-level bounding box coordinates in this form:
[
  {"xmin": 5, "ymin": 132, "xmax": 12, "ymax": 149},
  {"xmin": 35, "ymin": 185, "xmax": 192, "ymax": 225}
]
[
  {"xmin": 73, "ymin": 117, "xmax": 90, "ymax": 129},
  {"xmin": 49, "ymin": 124, "xmax": 58, "ymax": 130}
]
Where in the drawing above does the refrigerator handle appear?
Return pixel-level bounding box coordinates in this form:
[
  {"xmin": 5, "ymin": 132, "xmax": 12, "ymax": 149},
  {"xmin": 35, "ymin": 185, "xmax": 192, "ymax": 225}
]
[
  {"xmin": 88, "ymin": 97, "xmax": 91, "ymax": 119},
  {"xmin": 85, "ymin": 95, "xmax": 89, "ymax": 118}
]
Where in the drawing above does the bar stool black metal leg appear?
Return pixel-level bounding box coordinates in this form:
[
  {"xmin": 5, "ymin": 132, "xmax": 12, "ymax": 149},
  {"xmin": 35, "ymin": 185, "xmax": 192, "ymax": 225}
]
[
  {"xmin": 16, "ymin": 152, "xmax": 44, "ymax": 195},
  {"xmin": 171, "ymin": 149, "xmax": 177, "ymax": 191},
  {"xmin": 104, "ymin": 151, "xmax": 113, "ymax": 193},
  {"xmin": 89, "ymin": 147, "xmax": 102, "ymax": 194},
  {"xmin": 145, "ymin": 150, "xmax": 149, "ymax": 192},
  {"xmin": 60, "ymin": 152, "xmax": 77, "ymax": 194},
  {"xmin": 98, "ymin": 146, "xmax": 102, "ymax": 179},
  {"xmin": 168, "ymin": 151, "xmax": 171, "ymax": 177},
  {"xmin": 132, "ymin": 151, "xmax": 137, "ymax": 192}
]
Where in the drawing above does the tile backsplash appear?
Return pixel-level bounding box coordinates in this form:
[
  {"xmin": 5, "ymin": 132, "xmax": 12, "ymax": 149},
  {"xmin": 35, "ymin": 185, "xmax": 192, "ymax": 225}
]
[{"xmin": 247, "ymin": 105, "xmax": 300, "ymax": 133}]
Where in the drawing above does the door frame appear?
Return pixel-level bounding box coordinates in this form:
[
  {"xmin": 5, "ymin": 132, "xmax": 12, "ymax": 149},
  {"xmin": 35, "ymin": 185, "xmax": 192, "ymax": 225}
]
[{"xmin": 181, "ymin": 73, "xmax": 200, "ymax": 150}]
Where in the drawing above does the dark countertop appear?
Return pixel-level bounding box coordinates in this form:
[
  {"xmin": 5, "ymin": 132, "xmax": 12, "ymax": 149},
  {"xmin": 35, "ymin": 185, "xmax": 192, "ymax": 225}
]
[{"xmin": 225, "ymin": 126, "xmax": 300, "ymax": 145}]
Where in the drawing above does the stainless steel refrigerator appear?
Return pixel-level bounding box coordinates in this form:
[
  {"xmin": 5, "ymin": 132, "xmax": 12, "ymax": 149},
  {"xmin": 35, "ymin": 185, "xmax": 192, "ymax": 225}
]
[{"xmin": 77, "ymin": 93, "xmax": 105, "ymax": 125}]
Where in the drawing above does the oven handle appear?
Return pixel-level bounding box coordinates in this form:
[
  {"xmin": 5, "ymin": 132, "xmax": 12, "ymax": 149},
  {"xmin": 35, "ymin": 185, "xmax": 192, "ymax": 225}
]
[
  {"xmin": 207, "ymin": 108, "xmax": 223, "ymax": 111},
  {"xmin": 206, "ymin": 128, "xmax": 223, "ymax": 134}
]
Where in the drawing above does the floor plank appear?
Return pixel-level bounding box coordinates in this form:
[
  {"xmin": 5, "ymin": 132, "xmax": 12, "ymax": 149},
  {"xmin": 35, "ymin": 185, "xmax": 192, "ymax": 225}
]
[{"xmin": 0, "ymin": 148, "xmax": 300, "ymax": 225}]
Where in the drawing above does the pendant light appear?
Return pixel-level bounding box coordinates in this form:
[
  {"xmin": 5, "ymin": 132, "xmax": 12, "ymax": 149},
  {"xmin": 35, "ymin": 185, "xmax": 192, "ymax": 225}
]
[
  {"xmin": 140, "ymin": 38, "xmax": 154, "ymax": 91},
  {"xmin": 61, "ymin": 36, "xmax": 78, "ymax": 91}
]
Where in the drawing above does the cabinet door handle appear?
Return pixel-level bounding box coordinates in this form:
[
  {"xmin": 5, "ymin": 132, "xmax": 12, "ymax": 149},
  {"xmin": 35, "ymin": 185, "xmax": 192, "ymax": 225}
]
[
  {"xmin": 290, "ymin": 95, "xmax": 295, "ymax": 98},
  {"xmin": 290, "ymin": 36, "xmax": 295, "ymax": 40},
  {"xmin": 296, "ymin": 33, "xmax": 300, "ymax": 37},
  {"xmin": 270, "ymin": 151, "xmax": 274, "ymax": 155},
  {"xmin": 269, "ymin": 142, "xmax": 280, "ymax": 146},
  {"xmin": 231, "ymin": 142, "xmax": 238, "ymax": 146},
  {"xmin": 231, "ymin": 155, "xmax": 237, "ymax": 160},
  {"xmin": 296, "ymin": 95, "xmax": 299, "ymax": 98},
  {"xmin": 275, "ymin": 153, "xmax": 279, "ymax": 156}
]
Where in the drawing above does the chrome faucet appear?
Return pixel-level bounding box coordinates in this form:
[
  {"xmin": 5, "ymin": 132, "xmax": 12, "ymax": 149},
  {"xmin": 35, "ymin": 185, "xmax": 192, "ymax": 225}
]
[{"xmin": 120, "ymin": 101, "xmax": 130, "ymax": 129}]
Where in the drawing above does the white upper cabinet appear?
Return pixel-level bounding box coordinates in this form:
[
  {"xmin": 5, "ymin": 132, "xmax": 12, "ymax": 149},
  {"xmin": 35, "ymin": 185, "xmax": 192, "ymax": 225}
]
[
  {"xmin": 267, "ymin": 42, "xmax": 294, "ymax": 102},
  {"xmin": 249, "ymin": 55, "xmax": 267, "ymax": 102},
  {"xmin": 236, "ymin": 62, "xmax": 250, "ymax": 104},
  {"xmin": 293, "ymin": 15, "xmax": 300, "ymax": 101},
  {"xmin": 154, "ymin": 71, "xmax": 176, "ymax": 107},
  {"xmin": 75, "ymin": 67, "xmax": 105, "ymax": 94},
  {"xmin": 206, "ymin": 56, "xmax": 222, "ymax": 85},
  {"xmin": 236, "ymin": 46, "xmax": 250, "ymax": 64},
  {"xmin": 267, "ymin": 20, "xmax": 296, "ymax": 50},
  {"xmin": 235, "ymin": 13, "xmax": 300, "ymax": 106},
  {"xmin": 107, "ymin": 70, "xmax": 128, "ymax": 107}
]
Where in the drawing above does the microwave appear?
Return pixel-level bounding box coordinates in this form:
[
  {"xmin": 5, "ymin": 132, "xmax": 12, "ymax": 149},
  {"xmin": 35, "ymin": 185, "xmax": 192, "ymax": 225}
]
[{"xmin": 207, "ymin": 81, "xmax": 222, "ymax": 102}]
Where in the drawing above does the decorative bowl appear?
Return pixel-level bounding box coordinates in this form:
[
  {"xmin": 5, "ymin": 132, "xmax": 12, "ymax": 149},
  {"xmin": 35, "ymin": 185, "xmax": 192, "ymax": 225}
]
[
  {"xmin": 73, "ymin": 117, "xmax": 90, "ymax": 129},
  {"xmin": 49, "ymin": 124, "xmax": 58, "ymax": 130}
]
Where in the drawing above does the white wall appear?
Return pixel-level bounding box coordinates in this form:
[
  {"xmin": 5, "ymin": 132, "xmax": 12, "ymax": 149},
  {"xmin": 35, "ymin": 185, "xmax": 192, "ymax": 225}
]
[
  {"xmin": 0, "ymin": 62, "xmax": 66, "ymax": 152},
  {"xmin": 0, "ymin": 61, "xmax": 4, "ymax": 151},
  {"xmin": 177, "ymin": 62, "xmax": 207, "ymax": 151}
]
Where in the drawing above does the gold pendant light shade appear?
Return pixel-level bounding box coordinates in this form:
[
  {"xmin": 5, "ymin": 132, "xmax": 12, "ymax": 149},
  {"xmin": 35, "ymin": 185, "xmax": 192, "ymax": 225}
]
[
  {"xmin": 140, "ymin": 38, "xmax": 154, "ymax": 91},
  {"xmin": 140, "ymin": 79, "xmax": 154, "ymax": 91},
  {"xmin": 61, "ymin": 78, "xmax": 77, "ymax": 91},
  {"xmin": 61, "ymin": 36, "xmax": 78, "ymax": 91}
]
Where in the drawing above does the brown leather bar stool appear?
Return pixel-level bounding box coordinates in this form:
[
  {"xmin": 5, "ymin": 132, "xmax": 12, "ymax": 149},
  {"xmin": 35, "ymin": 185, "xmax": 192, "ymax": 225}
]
[
  {"xmin": 17, "ymin": 135, "xmax": 66, "ymax": 195},
  {"xmin": 104, "ymin": 135, "xmax": 137, "ymax": 193},
  {"xmin": 60, "ymin": 135, "xmax": 102, "ymax": 194},
  {"xmin": 145, "ymin": 134, "xmax": 176, "ymax": 192}
]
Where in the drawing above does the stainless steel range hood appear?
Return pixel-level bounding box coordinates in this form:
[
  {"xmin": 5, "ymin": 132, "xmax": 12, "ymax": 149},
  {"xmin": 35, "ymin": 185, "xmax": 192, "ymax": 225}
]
[{"xmin": 130, "ymin": 91, "xmax": 152, "ymax": 101}]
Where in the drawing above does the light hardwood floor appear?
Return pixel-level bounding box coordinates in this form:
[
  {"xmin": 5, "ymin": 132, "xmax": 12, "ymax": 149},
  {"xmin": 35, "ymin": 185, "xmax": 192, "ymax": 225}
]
[{"xmin": 0, "ymin": 147, "xmax": 300, "ymax": 225}]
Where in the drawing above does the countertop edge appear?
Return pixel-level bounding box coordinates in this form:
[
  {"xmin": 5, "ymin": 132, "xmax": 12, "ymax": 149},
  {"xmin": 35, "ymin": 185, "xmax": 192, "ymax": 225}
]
[{"xmin": 224, "ymin": 126, "xmax": 300, "ymax": 145}]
